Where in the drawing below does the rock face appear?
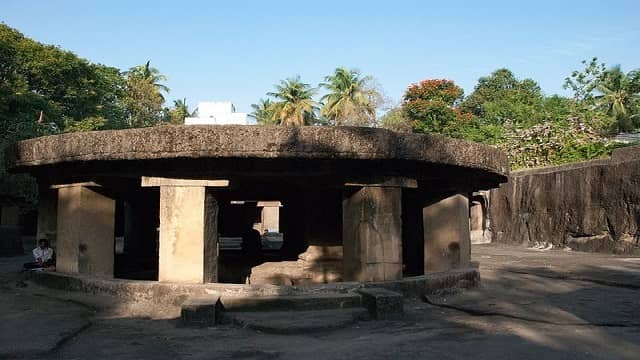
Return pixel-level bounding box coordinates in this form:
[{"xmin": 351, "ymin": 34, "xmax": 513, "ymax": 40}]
[
  {"xmin": 249, "ymin": 245, "xmax": 343, "ymax": 285},
  {"xmin": 490, "ymin": 146, "xmax": 640, "ymax": 254}
]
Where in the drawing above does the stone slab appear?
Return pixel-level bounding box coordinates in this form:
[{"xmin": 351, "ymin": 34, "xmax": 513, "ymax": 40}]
[
  {"xmin": 9, "ymin": 126, "xmax": 509, "ymax": 188},
  {"xmin": 357, "ymin": 288, "xmax": 404, "ymax": 320},
  {"xmin": 224, "ymin": 308, "xmax": 368, "ymax": 334},
  {"xmin": 25, "ymin": 267, "xmax": 480, "ymax": 307},
  {"xmin": 220, "ymin": 292, "xmax": 362, "ymax": 312},
  {"xmin": 141, "ymin": 177, "xmax": 229, "ymax": 187},
  {"xmin": 180, "ymin": 295, "xmax": 220, "ymax": 327}
]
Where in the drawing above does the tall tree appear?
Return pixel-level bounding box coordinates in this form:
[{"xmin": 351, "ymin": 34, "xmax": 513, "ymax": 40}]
[
  {"xmin": 0, "ymin": 24, "xmax": 127, "ymax": 206},
  {"xmin": 166, "ymin": 98, "xmax": 190, "ymax": 125},
  {"xmin": 460, "ymin": 68, "xmax": 544, "ymax": 126},
  {"xmin": 595, "ymin": 65, "xmax": 640, "ymax": 132},
  {"xmin": 564, "ymin": 58, "xmax": 640, "ymax": 133},
  {"xmin": 250, "ymin": 98, "xmax": 276, "ymax": 125},
  {"xmin": 124, "ymin": 60, "xmax": 169, "ymax": 98},
  {"xmin": 123, "ymin": 61, "xmax": 169, "ymax": 127},
  {"xmin": 320, "ymin": 67, "xmax": 380, "ymax": 126},
  {"xmin": 123, "ymin": 75, "xmax": 165, "ymax": 127},
  {"xmin": 401, "ymin": 79, "xmax": 472, "ymax": 136},
  {"xmin": 267, "ymin": 76, "xmax": 317, "ymax": 126}
]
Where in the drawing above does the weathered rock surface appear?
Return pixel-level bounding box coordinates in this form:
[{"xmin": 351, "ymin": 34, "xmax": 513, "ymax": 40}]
[
  {"xmin": 249, "ymin": 246, "xmax": 343, "ymax": 285},
  {"xmin": 490, "ymin": 146, "xmax": 640, "ymax": 254},
  {"xmin": 7, "ymin": 125, "xmax": 508, "ymax": 190}
]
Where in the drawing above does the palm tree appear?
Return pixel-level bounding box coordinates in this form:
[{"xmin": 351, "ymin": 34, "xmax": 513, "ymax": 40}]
[
  {"xmin": 268, "ymin": 76, "xmax": 317, "ymax": 126},
  {"xmin": 167, "ymin": 98, "xmax": 190, "ymax": 124},
  {"xmin": 250, "ymin": 98, "xmax": 276, "ymax": 125},
  {"xmin": 595, "ymin": 65, "xmax": 640, "ymax": 132},
  {"xmin": 173, "ymin": 98, "xmax": 190, "ymax": 115},
  {"xmin": 125, "ymin": 60, "xmax": 170, "ymax": 99},
  {"xmin": 320, "ymin": 67, "xmax": 379, "ymax": 126}
]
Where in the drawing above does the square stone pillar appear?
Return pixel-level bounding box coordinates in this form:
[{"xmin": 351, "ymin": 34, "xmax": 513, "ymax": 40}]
[
  {"xmin": 343, "ymin": 186, "xmax": 403, "ymax": 282},
  {"xmin": 423, "ymin": 193, "xmax": 470, "ymax": 272},
  {"xmin": 158, "ymin": 186, "xmax": 218, "ymax": 283},
  {"xmin": 57, "ymin": 185, "xmax": 115, "ymax": 276}
]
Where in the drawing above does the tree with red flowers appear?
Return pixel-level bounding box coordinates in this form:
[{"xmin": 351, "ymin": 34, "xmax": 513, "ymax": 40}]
[{"xmin": 401, "ymin": 79, "xmax": 473, "ymax": 136}]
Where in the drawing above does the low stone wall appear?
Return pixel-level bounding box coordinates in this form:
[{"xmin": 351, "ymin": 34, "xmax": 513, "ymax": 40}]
[
  {"xmin": 489, "ymin": 145, "xmax": 640, "ymax": 254},
  {"xmin": 24, "ymin": 267, "xmax": 479, "ymax": 304}
]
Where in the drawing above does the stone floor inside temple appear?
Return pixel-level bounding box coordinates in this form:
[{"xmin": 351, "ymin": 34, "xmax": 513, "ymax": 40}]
[{"xmin": 1, "ymin": 243, "xmax": 639, "ymax": 359}]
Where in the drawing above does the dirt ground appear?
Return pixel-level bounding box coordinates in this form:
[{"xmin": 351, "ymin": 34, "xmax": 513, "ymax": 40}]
[{"xmin": 1, "ymin": 244, "xmax": 639, "ymax": 360}]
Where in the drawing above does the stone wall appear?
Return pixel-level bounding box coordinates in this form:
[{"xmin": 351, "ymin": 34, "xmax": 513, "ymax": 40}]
[{"xmin": 489, "ymin": 146, "xmax": 640, "ymax": 254}]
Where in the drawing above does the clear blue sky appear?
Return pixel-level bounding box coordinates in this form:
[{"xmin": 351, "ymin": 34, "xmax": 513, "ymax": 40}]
[{"xmin": 2, "ymin": 0, "xmax": 639, "ymax": 113}]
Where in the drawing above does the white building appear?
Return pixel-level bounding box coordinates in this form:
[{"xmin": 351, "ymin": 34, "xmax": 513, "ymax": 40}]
[{"xmin": 185, "ymin": 101, "xmax": 249, "ymax": 125}]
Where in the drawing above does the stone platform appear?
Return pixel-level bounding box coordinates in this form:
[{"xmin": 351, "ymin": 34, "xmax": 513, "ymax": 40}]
[{"xmin": 25, "ymin": 266, "xmax": 479, "ymax": 304}]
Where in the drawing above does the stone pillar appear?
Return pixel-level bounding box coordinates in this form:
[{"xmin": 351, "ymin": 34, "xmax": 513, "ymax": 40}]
[
  {"xmin": 37, "ymin": 189, "xmax": 58, "ymax": 247},
  {"xmin": 158, "ymin": 186, "xmax": 218, "ymax": 283},
  {"xmin": 423, "ymin": 193, "xmax": 471, "ymax": 272},
  {"xmin": 56, "ymin": 185, "xmax": 115, "ymax": 276},
  {"xmin": 343, "ymin": 186, "xmax": 403, "ymax": 282}
]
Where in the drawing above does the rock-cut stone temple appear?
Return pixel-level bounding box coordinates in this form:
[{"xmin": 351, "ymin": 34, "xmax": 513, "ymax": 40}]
[{"xmin": 7, "ymin": 125, "xmax": 509, "ymax": 285}]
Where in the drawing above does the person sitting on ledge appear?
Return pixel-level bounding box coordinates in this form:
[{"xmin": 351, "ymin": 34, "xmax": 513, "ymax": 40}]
[{"xmin": 23, "ymin": 238, "xmax": 56, "ymax": 271}]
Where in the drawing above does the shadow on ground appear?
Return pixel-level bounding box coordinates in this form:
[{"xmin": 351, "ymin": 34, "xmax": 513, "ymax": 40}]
[{"xmin": 1, "ymin": 244, "xmax": 639, "ymax": 359}]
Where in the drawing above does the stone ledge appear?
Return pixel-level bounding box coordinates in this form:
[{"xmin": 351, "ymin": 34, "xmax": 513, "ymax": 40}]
[
  {"xmin": 180, "ymin": 295, "xmax": 220, "ymax": 327},
  {"xmin": 357, "ymin": 288, "xmax": 404, "ymax": 320},
  {"xmin": 24, "ymin": 267, "xmax": 480, "ymax": 305},
  {"xmin": 220, "ymin": 293, "xmax": 362, "ymax": 312},
  {"xmin": 8, "ymin": 125, "xmax": 509, "ymax": 181}
]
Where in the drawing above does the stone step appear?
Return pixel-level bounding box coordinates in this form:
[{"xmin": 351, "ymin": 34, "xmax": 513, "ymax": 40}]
[
  {"xmin": 220, "ymin": 292, "xmax": 362, "ymax": 312},
  {"xmin": 224, "ymin": 308, "xmax": 369, "ymax": 334}
]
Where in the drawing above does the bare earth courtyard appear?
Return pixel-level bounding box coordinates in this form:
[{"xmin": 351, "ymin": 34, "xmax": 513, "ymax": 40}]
[{"xmin": 1, "ymin": 244, "xmax": 639, "ymax": 360}]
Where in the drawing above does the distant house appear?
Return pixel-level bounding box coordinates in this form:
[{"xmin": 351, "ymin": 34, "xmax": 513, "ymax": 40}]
[{"xmin": 185, "ymin": 101, "xmax": 250, "ymax": 125}]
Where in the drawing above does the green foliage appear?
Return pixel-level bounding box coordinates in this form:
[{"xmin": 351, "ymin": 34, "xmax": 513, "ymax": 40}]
[
  {"xmin": 64, "ymin": 116, "xmax": 107, "ymax": 132},
  {"xmin": 564, "ymin": 58, "xmax": 640, "ymax": 133},
  {"xmin": 595, "ymin": 66, "xmax": 640, "ymax": 132},
  {"xmin": 123, "ymin": 61, "xmax": 169, "ymax": 127},
  {"xmin": 123, "ymin": 74, "xmax": 166, "ymax": 127},
  {"xmin": 380, "ymin": 107, "xmax": 413, "ymax": 133},
  {"xmin": 401, "ymin": 79, "xmax": 473, "ymax": 137},
  {"xmin": 320, "ymin": 67, "xmax": 381, "ymax": 126},
  {"xmin": 250, "ymin": 98, "xmax": 277, "ymax": 125},
  {"xmin": 496, "ymin": 118, "xmax": 616, "ymax": 169},
  {"xmin": 266, "ymin": 76, "xmax": 318, "ymax": 126},
  {"xmin": 165, "ymin": 98, "xmax": 190, "ymax": 125},
  {"xmin": 460, "ymin": 68, "xmax": 544, "ymax": 126},
  {"xmin": 0, "ymin": 24, "xmax": 182, "ymax": 208}
]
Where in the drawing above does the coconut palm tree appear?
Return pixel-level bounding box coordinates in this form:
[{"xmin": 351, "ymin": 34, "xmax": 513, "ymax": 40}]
[
  {"xmin": 250, "ymin": 98, "xmax": 276, "ymax": 125},
  {"xmin": 125, "ymin": 60, "xmax": 170, "ymax": 99},
  {"xmin": 595, "ymin": 65, "xmax": 640, "ymax": 132},
  {"xmin": 320, "ymin": 67, "xmax": 379, "ymax": 126},
  {"xmin": 268, "ymin": 76, "xmax": 317, "ymax": 126}
]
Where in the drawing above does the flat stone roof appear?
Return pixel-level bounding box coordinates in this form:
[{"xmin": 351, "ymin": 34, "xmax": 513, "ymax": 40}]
[{"xmin": 7, "ymin": 126, "xmax": 509, "ymax": 187}]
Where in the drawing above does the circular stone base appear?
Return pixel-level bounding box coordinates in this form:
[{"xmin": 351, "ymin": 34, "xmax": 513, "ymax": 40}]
[{"xmin": 24, "ymin": 267, "xmax": 479, "ymax": 305}]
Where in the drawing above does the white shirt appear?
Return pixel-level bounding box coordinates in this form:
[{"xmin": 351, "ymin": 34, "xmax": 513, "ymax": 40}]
[{"xmin": 33, "ymin": 247, "xmax": 54, "ymax": 263}]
